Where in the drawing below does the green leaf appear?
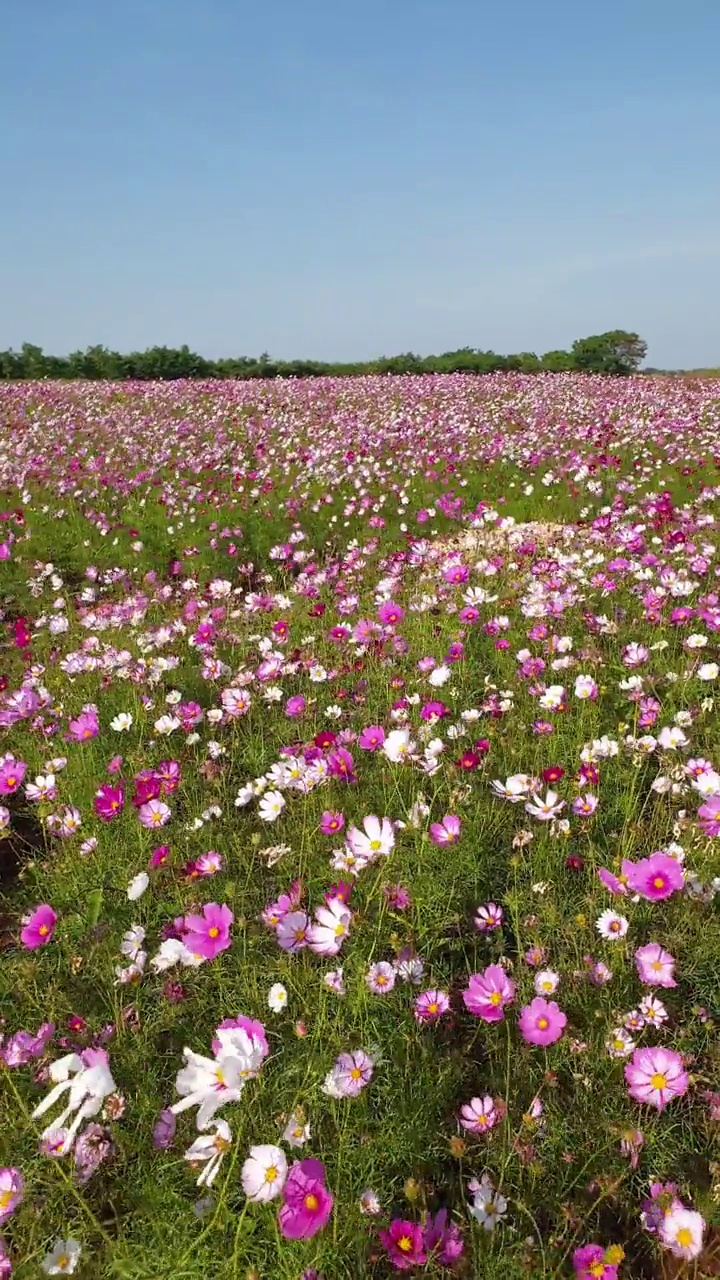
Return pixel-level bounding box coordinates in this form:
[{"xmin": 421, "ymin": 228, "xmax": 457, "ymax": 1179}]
[{"xmin": 86, "ymin": 888, "xmax": 103, "ymax": 928}]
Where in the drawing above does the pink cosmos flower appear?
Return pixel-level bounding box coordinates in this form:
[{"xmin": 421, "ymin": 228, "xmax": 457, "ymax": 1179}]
[
  {"xmin": 67, "ymin": 710, "xmax": 99, "ymax": 741},
  {"xmin": 212, "ymin": 1016, "xmax": 268, "ymax": 1059},
  {"xmin": 93, "ymin": 783, "xmax": 125, "ymax": 821},
  {"xmin": 635, "ymin": 942, "xmax": 677, "ymax": 987},
  {"xmin": 307, "ymin": 897, "xmax": 352, "ymax": 955},
  {"xmin": 181, "ymin": 902, "xmax": 233, "ymax": 959},
  {"xmin": 625, "ymin": 852, "xmax": 684, "ymax": 901},
  {"xmin": 358, "ymin": 725, "xmax": 385, "ymax": 750},
  {"xmin": 276, "ymin": 909, "xmax": 310, "ymax": 952},
  {"xmin": 0, "ymin": 1167, "xmax": 23, "ymax": 1221},
  {"xmin": 429, "ymin": 814, "xmax": 461, "ymax": 845},
  {"xmin": 414, "ymin": 989, "xmax": 450, "ymax": 1022},
  {"xmin": 572, "ymin": 1244, "xmax": 619, "ymax": 1279},
  {"xmin": 475, "ymin": 902, "xmax": 503, "ymax": 931},
  {"xmin": 698, "ymin": 794, "xmax": 720, "ymax": 836},
  {"xmin": 0, "ymin": 1021, "xmax": 54, "ymax": 1067},
  {"xmin": 278, "ymin": 1158, "xmax": 333, "ymax": 1240},
  {"xmin": 20, "ymin": 904, "xmax": 57, "ymax": 949},
  {"xmin": 379, "ymin": 1219, "xmax": 427, "ymax": 1270},
  {"xmin": 624, "ymin": 1046, "xmax": 688, "ymax": 1110},
  {"xmin": 518, "ymin": 997, "xmax": 567, "ymax": 1046},
  {"xmin": 366, "ymin": 961, "xmax": 396, "ymax": 994},
  {"xmin": 597, "ymin": 867, "xmax": 628, "ymax": 896},
  {"xmin": 459, "ymin": 1095, "xmax": 497, "ymax": 1134},
  {"xmin": 0, "ymin": 758, "xmax": 26, "ymax": 795},
  {"xmin": 285, "ymin": 695, "xmax": 306, "ymax": 717},
  {"xmin": 137, "ymin": 799, "xmax": 171, "ymax": 829},
  {"xmin": 423, "ymin": 1209, "xmax": 464, "ymax": 1265},
  {"xmin": 463, "ymin": 965, "xmax": 515, "ymax": 1022},
  {"xmin": 319, "ymin": 810, "xmax": 344, "ymax": 836}
]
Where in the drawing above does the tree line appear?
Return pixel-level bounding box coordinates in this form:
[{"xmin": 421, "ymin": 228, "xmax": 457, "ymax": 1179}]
[{"xmin": 0, "ymin": 331, "xmax": 647, "ymax": 381}]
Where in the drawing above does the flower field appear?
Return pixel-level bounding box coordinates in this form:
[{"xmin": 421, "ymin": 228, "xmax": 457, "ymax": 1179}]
[{"xmin": 0, "ymin": 373, "xmax": 719, "ymax": 1278}]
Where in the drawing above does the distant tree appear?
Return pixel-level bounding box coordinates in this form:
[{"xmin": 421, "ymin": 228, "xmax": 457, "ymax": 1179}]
[
  {"xmin": 570, "ymin": 330, "xmax": 647, "ymax": 375},
  {"xmin": 541, "ymin": 349, "xmax": 576, "ymax": 372}
]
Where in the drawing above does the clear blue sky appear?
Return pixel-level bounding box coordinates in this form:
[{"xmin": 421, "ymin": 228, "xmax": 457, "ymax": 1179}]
[{"xmin": 2, "ymin": 0, "xmax": 719, "ymax": 367}]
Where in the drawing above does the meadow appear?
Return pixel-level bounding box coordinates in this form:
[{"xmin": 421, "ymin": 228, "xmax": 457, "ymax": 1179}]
[{"xmin": 0, "ymin": 372, "xmax": 718, "ymax": 1279}]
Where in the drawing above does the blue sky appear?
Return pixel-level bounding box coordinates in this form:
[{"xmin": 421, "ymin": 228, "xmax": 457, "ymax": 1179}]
[{"xmin": 2, "ymin": 0, "xmax": 719, "ymax": 366}]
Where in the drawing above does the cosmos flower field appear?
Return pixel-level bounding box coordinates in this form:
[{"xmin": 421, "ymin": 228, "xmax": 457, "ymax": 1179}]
[{"xmin": 0, "ymin": 373, "xmax": 719, "ymax": 1279}]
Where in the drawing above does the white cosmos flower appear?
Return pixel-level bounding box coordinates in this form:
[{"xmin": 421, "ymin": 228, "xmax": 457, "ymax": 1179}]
[
  {"xmin": 110, "ymin": 713, "xmax": 133, "ymax": 732},
  {"xmin": 283, "ymin": 1111, "xmax": 311, "ymax": 1147},
  {"xmin": 241, "ymin": 1144, "xmax": 287, "ymax": 1202},
  {"xmin": 170, "ymin": 1048, "xmax": 244, "ymax": 1130},
  {"xmin": 382, "ymin": 728, "xmax": 414, "ymax": 763},
  {"xmin": 525, "ymin": 790, "xmax": 565, "ymax": 821},
  {"xmin": 120, "ymin": 925, "xmax": 146, "ymax": 960},
  {"xmin": 32, "ymin": 1050, "xmax": 116, "ymax": 1153},
  {"xmin": 127, "ymin": 871, "xmax": 149, "ymax": 901},
  {"xmin": 697, "ymin": 662, "xmax": 719, "ymax": 681},
  {"xmin": 596, "ymin": 909, "xmax": 629, "ymax": 941},
  {"xmin": 268, "ymin": 983, "xmax": 288, "ymax": 1013},
  {"xmin": 184, "ymin": 1120, "xmax": 233, "ymax": 1187},
  {"xmin": 42, "ymin": 1238, "xmax": 82, "ymax": 1274},
  {"xmin": 258, "ymin": 790, "xmax": 286, "ymax": 822},
  {"xmin": 659, "ymin": 1207, "xmax": 705, "ymax": 1259},
  {"xmin": 428, "ymin": 664, "xmax": 451, "ymax": 687},
  {"xmin": 150, "ymin": 938, "xmax": 205, "ymax": 972}
]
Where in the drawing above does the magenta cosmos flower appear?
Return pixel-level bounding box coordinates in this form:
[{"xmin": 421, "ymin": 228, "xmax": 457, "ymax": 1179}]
[
  {"xmin": 0, "ymin": 758, "xmax": 26, "ymax": 795},
  {"xmin": 626, "ymin": 852, "xmax": 684, "ymax": 901},
  {"xmin": 572, "ymin": 1244, "xmax": 619, "ymax": 1279},
  {"xmin": 379, "ymin": 1219, "xmax": 427, "ymax": 1270},
  {"xmin": 93, "ymin": 782, "xmax": 125, "ymax": 821},
  {"xmin": 635, "ymin": 942, "xmax": 677, "ymax": 988},
  {"xmin": 182, "ymin": 902, "xmax": 233, "ymax": 959},
  {"xmin": 462, "ymin": 965, "xmax": 515, "ymax": 1022},
  {"xmin": 377, "ymin": 600, "xmax": 405, "ymax": 627},
  {"xmin": 518, "ymin": 997, "xmax": 567, "ymax": 1046},
  {"xmin": 20, "ymin": 904, "xmax": 57, "ymax": 949},
  {"xmin": 319, "ymin": 810, "xmax": 344, "ymax": 836},
  {"xmin": 358, "ymin": 724, "xmax": 385, "ymax": 751},
  {"xmin": 429, "ymin": 814, "xmax": 461, "ymax": 845},
  {"xmin": 278, "ymin": 1159, "xmax": 333, "ymax": 1239},
  {"xmin": 624, "ymin": 1046, "xmax": 688, "ymax": 1110}
]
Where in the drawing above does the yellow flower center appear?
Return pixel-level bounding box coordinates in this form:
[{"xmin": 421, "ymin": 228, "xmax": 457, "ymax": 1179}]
[
  {"xmin": 334, "ymin": 922, "xmax": 346, "ymax": 936},
  {"xmin": 398, "ymin": 1236, "xmax": 413, "ymax": 1253},
  {"xmin": 350, "ymin": 1067, "xmax": 362, "ymax": 1080},
  {"xmin": 650, "ymin": 1072, "xmax": 667, "ymax": 1090},
  {"xmin": 304, "ymin": 1193, "xmax": 319, "ymax": 1211},
  {"xmin": 489, "ymin": 991, "xmax": 502, "ymax": 1006},
  {"xmin": 6, "ymin": 777, "xmax": 16, "ymax": 787},
  {"xmin": 676, "ymin": 1227, "xmax": 693, "ymax": 1248},
  {"xmin": 0, "ymin": 1191, "xmax": 12, "ymax": 1209},
  {"xmin": 428, "ymin": 1003, "xmax": 438, "ymax": 1014},
  {"xmin": 589, "ymin": 1265, "xmax": 605, "ymax": 1278},
  {"xmin": 653, "ymin": 876, "xmax": 665, "ymax": 889},
  {"xmin": 537, "ymin": 1017, "xmax": 549, "ymax": 1030},
  {"xmin": 208, "ymin": 926, "xmax": 220, "ymax": 938},
  {"xmin": 39, "ymin": 924, "xmax": 49, "ymax": 936},
  {"xmin": 477, "ymin": 1114, "xmax": 488, "ymax": 1125},
  {"xmin": 58, "ymin": 1257, "xmax": 69, "ymax": 1271},
  {"xmin": 265, "ymin": 1166, "xmax": 278, "ymax": 1183},
  {"xmin": 369, "ymin": 839, "xmax": 381, "ymax": 850}
]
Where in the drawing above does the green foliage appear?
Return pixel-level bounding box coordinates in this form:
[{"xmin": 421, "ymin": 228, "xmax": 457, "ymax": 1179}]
[{"xmin": 0, "ymin": 332, "xmax": 648, "ymax": 381}]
